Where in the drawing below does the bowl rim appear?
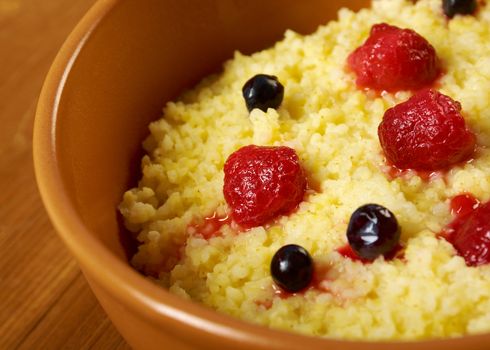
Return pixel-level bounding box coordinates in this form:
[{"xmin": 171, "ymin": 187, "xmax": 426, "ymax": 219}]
[{"xmin": 33, "ymin": 0, "xmax": 490, "ymax": 348}]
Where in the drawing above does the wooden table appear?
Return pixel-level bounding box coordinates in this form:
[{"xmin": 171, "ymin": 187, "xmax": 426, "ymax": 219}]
[{"xmin": 0, "ymin": 1, "xmax": 129, "ymax": 348}]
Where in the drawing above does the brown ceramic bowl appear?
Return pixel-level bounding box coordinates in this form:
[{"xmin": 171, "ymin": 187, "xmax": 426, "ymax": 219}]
[{"xmin": 33, "ymin": 0, "xmax": 489, "ymax": 349}]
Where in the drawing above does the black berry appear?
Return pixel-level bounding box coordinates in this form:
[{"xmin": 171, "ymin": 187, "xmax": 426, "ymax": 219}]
[
  {"xmin": 443, "ymin": 0, "xmax": 477, "ymax": 18},
  {"xmin": 270, "ymin": 244, "xmax": 313, "ymax": 293},
  {"xmin": 346, "ymin": 204, "xmax": 400, "ymax": 261},
  {"xmin": 242, "ymin": 74, "xmax": 284, "ymax": 112}
]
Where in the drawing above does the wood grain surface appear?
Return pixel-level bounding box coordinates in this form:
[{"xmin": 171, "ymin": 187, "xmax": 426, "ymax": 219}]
[{"xmin": 0, "ymin": 1, "xmax": 130, "ymax": 348}]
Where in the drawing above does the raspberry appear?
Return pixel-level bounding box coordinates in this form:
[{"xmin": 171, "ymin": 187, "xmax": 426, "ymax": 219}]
[
  {"xmin": 223, "ymin": 145, "xmax": 306, "ymax": 228},
  {"xmin": 378, "ymin": 89, "xmax": 476, "ymax": 171},
  {"xmin": 347, "ymin": 23, "xmax": 440, "ymax": 92},
  {"xmin": 449, "ymin": 201, "xmax": 490, "ymax": 266}
]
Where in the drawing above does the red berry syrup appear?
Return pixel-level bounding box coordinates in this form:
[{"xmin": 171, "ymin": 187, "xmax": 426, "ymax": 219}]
[{"xmin": 188, "ymin": 212, "xmax": 233, "ymax": 239}]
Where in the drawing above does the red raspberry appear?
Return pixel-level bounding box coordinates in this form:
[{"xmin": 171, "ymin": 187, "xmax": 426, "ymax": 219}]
[
  {"xmin": 223, "ymin": 145, "xmax": 306, "ymax": 228},
  {"xmin": 347, "ymin": 23, "xmax": 440, "ymax": 92},
  {"xmin": 378, "ymin": 89, "xmax": 476, "ymax": 171},
  {"xmin": 449, "ymin": 201, "xmax": 490, "ymax": 267}
]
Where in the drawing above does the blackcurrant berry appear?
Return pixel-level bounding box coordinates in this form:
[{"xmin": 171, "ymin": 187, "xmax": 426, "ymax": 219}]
[
  {"xmin": 443, "ymin": 0, "xmax": 477, "ymax": 18},
  {"xmin": 270, "ymin": 244, "xmax": 313, "ymax": 293},
  {"xmin": 242, "ymin": 74, "xmax": 284, "ymax": 112},
  {"xmin": 346, "ymin": 204, "xmax": 400, "ymax": 261}
]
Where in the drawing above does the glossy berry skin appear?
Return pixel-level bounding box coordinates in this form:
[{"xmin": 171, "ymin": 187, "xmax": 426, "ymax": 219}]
[
  {"xmin": 223, "ymin": 145, "xmax": 306, "ymax": 228},
  {"xmin": 270, "ymin": 244, "xmax": 313, "ymax": 293},
  {"xmin": 242, "ymin": 74, "xmax": 284, "ymax": 112},
  {"xmin": 449, "ymin": 201, "xmax": 490, "ymax": 267},
  {"xmin": 347, "ymin": 23, "xmax": 439, "ymax": 92},
  {"xmin": 379, "ymin": 89, "xmax": 476, "ymax": 171},
  {"xmin": 443, "ymin": 0, "xmax": 477, "ymax": 18},
  {"xmin": 347, "ymin": 204, "xmax": 400, "ymax": 261}
]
